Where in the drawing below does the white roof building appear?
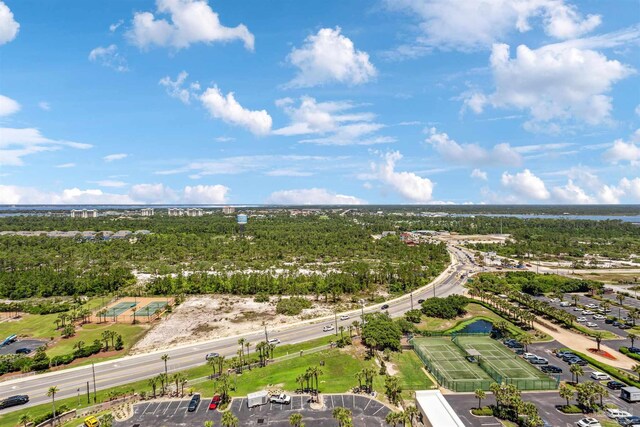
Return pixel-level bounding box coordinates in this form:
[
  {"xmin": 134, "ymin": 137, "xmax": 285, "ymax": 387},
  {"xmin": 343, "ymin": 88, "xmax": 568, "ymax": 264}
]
[{"xmin": 415, "ymin": 390, "xmax": 465, "ymax": 427}]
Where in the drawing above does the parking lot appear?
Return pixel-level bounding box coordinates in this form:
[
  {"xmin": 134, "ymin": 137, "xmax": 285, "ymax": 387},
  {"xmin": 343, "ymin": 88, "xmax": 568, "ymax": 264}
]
[
  {"xmin": 115, "ymin": 394, "xmax": 391, "ymax": 427},
  {"xmin": 0, "ymin": 339, "xmax": 46, "ymax": 356}
]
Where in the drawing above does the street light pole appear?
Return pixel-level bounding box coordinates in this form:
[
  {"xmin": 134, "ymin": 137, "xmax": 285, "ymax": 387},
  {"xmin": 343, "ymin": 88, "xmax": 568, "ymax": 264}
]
[
  {"xmin": 334, "ymin": 312, "xmax": 338, "ymax": 336},
  {"xmin": 264, "ymin": 325, "xmax": 269, "ymax": 343},
  {"xmin": 410, "ymin": 292, "xmax": 414, "ymax": 311},
  {"xmin": 92, "ymin": 363, "xmax": 97, "ymax": 403}
]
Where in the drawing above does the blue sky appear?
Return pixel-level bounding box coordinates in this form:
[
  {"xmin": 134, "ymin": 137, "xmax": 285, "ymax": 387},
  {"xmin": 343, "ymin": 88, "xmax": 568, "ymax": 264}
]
[{"xmin": 1, "ymin": 0, "xmax": 639, "ymax": 205}]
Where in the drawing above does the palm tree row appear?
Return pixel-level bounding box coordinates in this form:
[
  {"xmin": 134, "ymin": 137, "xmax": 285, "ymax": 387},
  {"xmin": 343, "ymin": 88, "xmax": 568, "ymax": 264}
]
[{"xmin": 385, "ymin": 405, "xmax": 419, "ymax": 426}]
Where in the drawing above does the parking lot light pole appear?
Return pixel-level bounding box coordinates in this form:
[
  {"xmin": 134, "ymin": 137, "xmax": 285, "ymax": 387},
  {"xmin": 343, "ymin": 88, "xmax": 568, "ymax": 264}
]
[
  {"xmin": 334, "ymin": 312, "xmax": 338, "ymax": 336},
  {"xmin": 264, "ymin": 325, "xmax": 269, "ymax": 343},
  {"xmin": 410, "ymin": 292, "xmax": 413, "ymax": 311}
]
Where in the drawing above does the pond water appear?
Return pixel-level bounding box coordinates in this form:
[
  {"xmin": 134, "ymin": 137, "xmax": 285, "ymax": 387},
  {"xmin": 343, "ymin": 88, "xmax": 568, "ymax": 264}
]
[{"xmin": 458, "ymin": 319, "xmax": 494, "ymax": 334}]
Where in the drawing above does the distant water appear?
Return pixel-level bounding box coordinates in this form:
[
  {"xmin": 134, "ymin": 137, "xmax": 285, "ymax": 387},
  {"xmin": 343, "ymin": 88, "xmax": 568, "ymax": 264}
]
[
  {"xmin": 459, "ymin": 319, "xmax": 494, "ymax": 334},
  {"xmin": 452, "ymin": 213, "xmax": 640, "ymax": 223}
]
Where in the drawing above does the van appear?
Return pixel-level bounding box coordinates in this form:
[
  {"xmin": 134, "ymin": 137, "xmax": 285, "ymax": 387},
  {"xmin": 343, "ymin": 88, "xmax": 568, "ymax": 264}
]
[
  {"xmin": 590, "ymin": 371, "xmax": 611, "ymax": 381},
  {"xmin": 84, "ymin": 416, "xmax": 100, "ymax": 427}
]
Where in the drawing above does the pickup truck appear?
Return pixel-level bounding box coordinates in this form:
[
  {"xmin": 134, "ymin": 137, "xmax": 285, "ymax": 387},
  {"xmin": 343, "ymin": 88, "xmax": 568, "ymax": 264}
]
[{"xmin": 270, "ymin": 393, "xmax": 291, "ymax": 404}]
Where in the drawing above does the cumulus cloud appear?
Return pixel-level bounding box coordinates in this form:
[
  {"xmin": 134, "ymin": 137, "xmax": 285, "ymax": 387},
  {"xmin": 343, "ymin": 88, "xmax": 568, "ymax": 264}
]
[
  {"xmin": 371, "ymin": 151, "xmax": 434, "ymax": 203},
  {"xmin": 471, "ymin": 169, "xmax": 488, "ymax": 180},
  {"xmin": 266, "ymin": 188, "xmax": 366, "ymax": 205},
  {"xmin": 0, "ymin": 94, "xmax": 20, "ymax": 116},
  {"xmin": 501, "ymin": 169, "xmax": 550, "ymax": 201},
  {"xmin": 385, "ymin": 0, "xmax": 600, "ymax": 53},
  {"xmin": 127, "ymin": 0, "xmax": 254, "ymax": 51},
  {"xmin": 0, "ymin": 128, "xmax": 92, "ymax": 167},
  {"xmin": 159, "ymin": 71, "xmax": 200, "ymax": 104},
  {"xmin": 273, "ymin": 96, "xmax": 392, "ymax": 145},
  {"xmin": 603, "ymin": 130, "xmax": 640, "ymax": 165},
  {"xmin": 465, "ymin": 42, "xmax": 633, "ymax": 128},
  {"xmin": 0, "ymin": 183, "xmax": 230, "ymax": 204},
  {"xmin": 200, "ymin": 86, "xmax": 272, "ymax": 135},
  {"xmin": 88, "ymin": 45, "xmax": 129, "ymax": 72},
  {"xmin": 103, "ymin": 153, "xmax": 128, "ymax": 162},
  {"xmin": 620, "ymin": 178, "xmax": 640, "ymax": 200},
  {"xmin": 551, "ymin": 179, "xmax": 595, "ymax": 204},
  {"xmin": 0, "ymin": 1, "xmax": 19, "ymax": 45},
  {"xmin": 286, "ymin": 27, "xmax": 376, "ymax": 87},
  {"xmin": 426, "ymin": 127, "xmax": 521, "ymax": 166}
]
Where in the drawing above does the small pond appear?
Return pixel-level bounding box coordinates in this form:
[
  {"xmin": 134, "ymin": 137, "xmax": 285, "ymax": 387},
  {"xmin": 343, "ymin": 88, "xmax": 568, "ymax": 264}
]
[{"xmin": 458, "ymin": 319, "xmax": 494, "ymax": 334}]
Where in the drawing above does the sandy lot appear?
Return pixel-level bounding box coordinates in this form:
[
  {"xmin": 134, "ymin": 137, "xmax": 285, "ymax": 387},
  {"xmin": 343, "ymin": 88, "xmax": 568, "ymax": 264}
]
[{"xmin": 131, "ymin": 295, "xmax": 337, "ymax": 354}]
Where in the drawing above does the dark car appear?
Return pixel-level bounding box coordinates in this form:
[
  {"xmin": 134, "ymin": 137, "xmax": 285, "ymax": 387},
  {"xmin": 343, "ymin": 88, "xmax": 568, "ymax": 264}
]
[
  {"xmin": 607, "ymin": 380, "xmax": 626, "ymax": 390},
  {"xmin": 562, "ymin": 354, "xmax": 579, "ymax": 362},
  {"xmin": 541, "ymin": 365, "xmax": 562, "ymax": 373},
  {"xmin": 381, "ymin": 304, "xmax": 389, "ymax": 310},
  {"xmin": 629, "ymin": 347, "xmax": 640, "ymax": 354},
  {"xmin": 619, "ymin": 416, "xmax": 640, "ymax": 426},
  {"xmin": 619, "ymin": 324, "xmax": 632, "ymax": 329},
  {"xmin": 417, "ymin": 299, "xmax": 425, "ymax": 304},
  {"xmin": 14, "ymin": 348, "xmax": 31, "ymax": 354},
  {"xmin": 605, "ymin": 318, "xmax": 614, "ymax": 324},
  {"xmin": 613, "ymin": 321, "xmax": 621, "ymax": 327},
  {"xmin": 567, "ymin": 358, "xmax": 587, "ymax": 366},
  {"xmin": 188, "ymin": 393, "xmax": 201, "ymax": 412},
  {"xmin": 514, "ymin": 349, "xmax": 525, "ymax": 355},
  {"xmin": 0, "ymin": 395, "xmax": 29, "ymax": 409},
  {"xmin": 465, "ymin": 355, "xmax": 477, "ymax": 363},
  {"xmin": 208, "ymin": 395, "xmax": 221, "ymax": 410}
]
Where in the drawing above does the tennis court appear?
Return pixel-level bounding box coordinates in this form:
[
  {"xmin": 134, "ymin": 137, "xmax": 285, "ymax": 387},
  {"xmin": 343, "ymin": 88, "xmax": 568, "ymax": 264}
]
[
  {"xmin": 104, "ymin": 301, "xmax": 137, "ymax": 317},
  {"xmin": 136, "ymin": 301, "xmax": 167, "ymax": 317}
]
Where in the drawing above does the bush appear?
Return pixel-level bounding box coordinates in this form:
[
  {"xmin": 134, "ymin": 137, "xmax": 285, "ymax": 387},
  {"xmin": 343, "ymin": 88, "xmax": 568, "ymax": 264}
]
[
  {"xmin": 362, "ymin": 312, "xmax": 402, "ymax": 351},
  {"xmin": 620, "ymin": 347, "xmax": 640, "ymax": 361},
  {"xmin": 404, "ymin": 309, "xmax": 422, "ymax": 323},
  {"xmin": 471, "ymin": 407, "xmax": 493, "ymax": 416},
  {"xmin": 336, "ymin": 336, "xmax": 352, "ymax": 348},
  {"xmin": 254, "ymin": 293, "xmax": 270, "ymax": 303},
  {"xmin": 395, "ymin": 318, "xmax": 417, "ymax": 334},
  {"xmin": 557, "ymin": 404, "xmax": 582, "ymax": 414},
  {"xmin": 275, "ymin": 297, "xmax": 312, "ymax": 316},
  {"xmin": 421, "ymin": 295, "xmax": 468, "ymax": 319}
]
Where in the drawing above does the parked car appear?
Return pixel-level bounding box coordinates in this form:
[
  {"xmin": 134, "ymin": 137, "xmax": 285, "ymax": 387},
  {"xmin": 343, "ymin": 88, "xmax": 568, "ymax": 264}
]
[
  {"xmin": 628, "ymin": 347, "xmax": 640, "ymax": 354},
  {"xmin": 188, "ymin": 393, "xmax": 201, "ymax": 412},
  {"xmin": 577, "ymin": 317, "xmax": 587, "ymax": 322},
  {"xmin": 590, "ymin": 371, "xmax": 611, "ymax": 381},
  {"xmin": 0, "ymin": 395, "xmax": 29, "ymax": 409},
  {"xmin": 269, "ymin": 393, "xmax": 291, "ymax": 404},
  {"xmin": 567, "ymin": 358, "xmax": 588, "ymax": 366},
  {"xmin": 613, "ymin": 321, "xmax": 621, "ymax": 327},
  {"xmin": 556, "ymin": 351, "xmax": 573, "ymax": 358},
  {"xmin": 381, "ymin": 304, "xmax": 389, "ymax": 310},
  {"xmin": 529, "ymin": 356, "xmax": 548, "ymax": 365},
  {"xmin": 541, "ymin": 365, "xmax": 562, "ymax": 373},
  {"xmin": 84, "ymin": 416, "xmax": 99, "ymax": 427},
  {"xmin": 560, "ymin": 301, "xmax": 571, "ymax": 307},
  {"xmin": 582, "ymin": 310, "xmax": 594, "ymax": 315},
  {"xmin": 205, "ymin": 352, "xmax": 220, "ymax": 360},
  {"xmin": 576, "ymin": 417, "xmax": 601, "ymax": 427},
  {"xmin": 607, "ymin": 380, "xmax": 626, "ymax": 390},
  {"xmin": 618, "ymin": 416, "xmax": 640, "ymax": 426},
  {"xmin": 14, "ymin": 348, "xmax": 31, "ymax": 354},
  {"xmin": 208, "ymin": 395, "xmax": 221, "ymax": 410},
  {"xmin": 322, "ymin": 325, "xmax": 334, "ymax": 332},
  {"xmin": 605, "ymin": 318, "xmax": 614, "ymax": 324},
  {"xmin": 593, "ymin": 315, "xmax": 606, "ymax": 320},
  {"xmin": 586, "ymin": 322, "xmax": 599, "ymax": 328},
  {"xmin": 522, "ymin": 352, "xmax": 537, "ymax": 360},
  {"xmin": 605, "ymin": 408, "xmax": 632, "ymax": 419},
  {"xmin": 586, "ymin": 304, "xmax": 598, "ymax": 309},
  {"xmin": 514, "ymin": 349, "xmax": 525, "ymax": 355},
  {"xmin": 573, "ymin": 306, "xmax": 583, "ymax": 311},
  {"xmin": 620, "ymin": 324, "xmax": 632, "ymax": 330}
]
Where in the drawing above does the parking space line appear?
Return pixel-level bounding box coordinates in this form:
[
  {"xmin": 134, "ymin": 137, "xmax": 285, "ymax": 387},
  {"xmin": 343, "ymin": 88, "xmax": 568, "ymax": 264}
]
[
  {"xmin": 341, "ymin": 395, "xmax": 345, "ymax": 407},
  {"xmin": 162, "ymin": 401, "xmax": 174, "ymax": 415},
  {"xmin": 152, "ymin": 402, "xmax": 162, "ymax": 415},
  {"xmin": 372, "ymin": 404, "xmax": 385, "ymax": 416},
  {"xmin": 141, "ymin": 402, "xmax": 152, "ymax": 415},
  {"xmin": 363, "ymin": 397, "xmax": 372, "ymax": 411},
  {"xmin": 352, "ymin": 394, "xmax": 355, "ymax": 408},
  {"xmin": 173, "ymin": 402, "xmax": 184, "ymax": 415}
]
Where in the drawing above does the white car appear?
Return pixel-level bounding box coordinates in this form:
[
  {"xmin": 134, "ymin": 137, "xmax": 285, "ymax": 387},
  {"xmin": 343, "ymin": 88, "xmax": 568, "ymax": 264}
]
[
  {"xmin": 522, "ymin": 353, "xmax": 537, "ymax": 360},
  {"xmin": 576, "ymin": 418, "xmax": 601, "ymax": 427},
  {"xmin": 590, "ymin": 371, "xmax": 611, "ymax": 381},
  {"xmin": 586, "ymin": 303, "xmax": 598, "ymax": 309},
  {"xmin": 605, "ymin": 408, "xmax": 632, "ymax": 419},
  {"xmin": 573, "ymin": 307, "xmax": 583, "ymax": 311},
  {"xmin": 340, "ymin": 315, "xmax": 350, "ymax": 321},
  {"xmin": 322, "ymin": 325, "xmax": 334, "ymax": 332},
  {"xmin": 593, "ymin": 314, "xmax": 606, "ymax": 320},
  {"xmin": 586, "ymin": 322, "xmax": 599, "ymax": 328},
  {"xmin": 576, "ymin": 317, "xmax": 587, "ymax": 322},
  {"xmin": 269, "ymin": 393, "xmax": 291, "ymax": 405},
  {"xmin": 560, "ymin": 301, "xmax": 571, "ymax": 307},
  {"xmin": 582, "ymin": 310, "xmax": 594, "ymax": 315},
  {"xmin": 267, "ymin": 338, "xmax": 281, "ymax": 344}
]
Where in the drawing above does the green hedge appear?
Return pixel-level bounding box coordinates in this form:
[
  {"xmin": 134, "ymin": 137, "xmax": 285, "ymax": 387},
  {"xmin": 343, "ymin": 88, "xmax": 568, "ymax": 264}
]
[
  {"xmin": 471, "ymin": 407, "xmax": 493, "ymax": 416},
  {"xmin": 558, "ymin": 404, "xmax": 582, "ymax": 414},
  {"xmin": 619, "ymin": 347, "xmax": 640, "ymax": 362}
]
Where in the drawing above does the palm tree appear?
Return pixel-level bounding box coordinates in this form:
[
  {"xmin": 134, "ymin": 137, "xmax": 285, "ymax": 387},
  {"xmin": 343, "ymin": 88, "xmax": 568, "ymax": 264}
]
[
  {"xmin": 384, "ymin": 375, "xmax": 402, "ymax": 405},
  {"xmin": 73, "ymin": 340, "xmax": 85, "ymax": 352},
  {"xmin": 633, "ymin": 364, "xmax": 640, "ymax": 381},
  {"xmin": 180, "ymin": 375, "xmax": 188, "ymax": 396},
  {"xmin": 559, "ymin": 384, "xmax": 573, "ymax": 407},
  {"xmin": 404, "ymin": 405, "xmax": 418, "ymax": 426},
  {"xmin": 594, "ymin": 331, "xmax": 603, "ymax": 352},
  {"xmin": 148, "ymin": 376, "xmax": 158, "ymax": 398},
  {"xmin": 18, "ymin": 414, "xmax": 32, "ymax": 427},
  {"xmin": 161, "ymin": 353, "xmax": 170, "ymax": 375},
  {"xmin": 289, "ymin": 413, "xmax": 303, "ymax": 427},
  {"xmin": 208, "ymin": 356, "xmax": 218, "ymax": 377},
  {"xmin": 204, "ymin": 421, "xmax": 214, "ymax": 427},
  {"xmin": 47, "ymin": 386, "xmax": 59, "ymax": 423},
  {"xmin": 332, "ymin": 407, "xmax": 352, "ymax": 427},
  {"xmin": 617, "ymin": 293, "xmax": 626, "ymax": 318},
  {"xmin": 571, "ymin": 294, "xmax": 580, "ymax": 307},
  {"xmin": 245, "ymin": 342, "xmax": 251, "ymax": 369},
  {"xmin": 570, "ymin": 364, "xmax": 584, "ymax": 384},
  {"xmin": 296, "ymin": 374, "xmax": 306, "ymax": 392},
  {"xmin": 629, "ymin": 332, "xmax": 637, "ymax": 348},
  {"xmin": 352, "ymin": 320, "xmax": 360, "ymax": 336},
  {"xmin": 385, "ymin": 411, "xmax": 402, "ymax": 427},
  {"xmin": 100, "ymin": 413, "xmax": 114, "ymax": 427},
  {"xmin": 475, "ymin": 389, "xmax": 486, "ymax": 409},
  {"xmin": 237, "ymin": 338, "xmax": 246, "ymax": 367},
  {"xmin": 221, "ymin": 411, "xmax": 239, "ymax": 427},
  {"xmin": 519, "ymin": 334, "xmax": 532, "ymax": 352}
]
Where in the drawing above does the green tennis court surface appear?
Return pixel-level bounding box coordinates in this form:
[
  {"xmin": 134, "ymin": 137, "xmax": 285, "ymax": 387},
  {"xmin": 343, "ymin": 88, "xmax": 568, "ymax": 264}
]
[
  {"xmin": 136, "ymin": 301, "xmax": 167, "ymax": 316},
  {"xmin": 413, "ymin": 337, "xmax": 491, "ymax": 382},
  {"xmin": 104, "ymin": 301, "xmax": 137, "ymax": 317}
]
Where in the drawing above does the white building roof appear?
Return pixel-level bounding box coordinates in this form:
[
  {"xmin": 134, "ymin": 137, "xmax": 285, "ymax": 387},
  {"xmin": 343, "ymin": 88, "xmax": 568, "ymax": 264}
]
[{"xmin": 415, "ymin": 390, "xmax": 465, "ymax": 427}]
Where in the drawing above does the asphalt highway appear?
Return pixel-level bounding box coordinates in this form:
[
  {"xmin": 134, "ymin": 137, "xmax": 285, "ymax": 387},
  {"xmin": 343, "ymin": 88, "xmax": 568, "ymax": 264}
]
[{"xmin": 0, "ymin": 245, "xmax": 477, "ymax": 414}]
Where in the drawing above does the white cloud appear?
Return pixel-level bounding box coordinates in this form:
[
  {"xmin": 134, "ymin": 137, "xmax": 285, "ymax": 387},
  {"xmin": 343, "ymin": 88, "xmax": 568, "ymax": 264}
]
[
  {"xmin": 426, "ymin": 127, "xmax": 521, "ymax": 166},
  {"xmin": 273, "ymin": 96, "xmax": 392, "ymax": 146},
  {"xmin": 371, "ymin": 151, "xmax": 434, "ymax": 202},
  {"xmin": 89, "ymin": 44, "xmax": 129, "ymax": 72},
  {"xmin": 38, "ymin": 101, "xmax": 51, "ymax": 111},
  {"xmin": 471, "ymin": 169, "xmax": 488, "ymax": 180},
  {"xmin": 90, "ymin": 180, "xmax": 128, "ymax": 188},
  {"xmin": 0, "ymin": 128, "xmax": 92, "ymax": 166},
  {"xmin": 620, "ymin": 178, "xmax": 640, "ymax": 200},
  {"xmin": 109, "ymin": 20, "xmax": 124, "ymax": 32},
  {"xmin": 385, "ymin": 0, "xmax": 600, "ymax": 52},
  {"xmin": 56, "ymin": 163, "xmax": 76, "ymax": 168},
  {"xmin": 267, "ymin": 188, "xmax": 365, "ymax": 205},
  {"xmin": 466, "ymin": 42, "xmax": 633, "ymax": 128},
  {"xmin": 265, "ymin": 169, "xmax": 313, "ymax": 177},
  {"xmin": 214, "ymin": 136, "xmax": 235, "ymax": 142},
  {"xmin": 182, "ymin": 184, "xmax": 229, "ymax": 203},
  {"xmin": 501, "ymin": 169, "xmax": 550, "ymax": 200},
  {"xmin": 551, "ymin": 179, "xmax": 595, "ymax": 204},
  {"xmin": 0, "ymin": 183, "xmax": 230, "ymax": 204},
  {"xmin": 103, "ymin": 153, "xmax": 128, "ymax": 162},
  {"xmin": 200, "ymin": 86, "xmax": 272, "ymax": 135},
  {"xmin": 636, "ymin": 105, "xmax": 640, "ymax": 117},
  {"xmin": 286, "ymin": 27, "xmax": 376, "ymax": 87},
  {"xmin": 0, "ymin": 94, "xmax": 20, "ymax": 116},
  {"xmin": 159, "ymin": 71, "xmax": 199, "ymax": 104},
  {"xmin": 0, "ymin": 1, "xmax": 19, "ymax": 45},
  {"xmin": 127, "ymin": 0, "xmax": 254, "ymax": 51},
  {"xmin": 604, "ymin": 130, "xmax": 640, "ymax": 165}
]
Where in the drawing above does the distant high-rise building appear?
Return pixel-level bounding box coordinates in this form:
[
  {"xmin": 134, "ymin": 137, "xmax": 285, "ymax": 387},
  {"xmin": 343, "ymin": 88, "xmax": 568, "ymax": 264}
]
[
  {"xmin": 222, "ymin": 206, "xmax": 235, "ymax": 214},
  {"xmin": 71, "ymin": 209, "xmax": 98, "ymax": 218},
  {"xmin": 140, "ymin": 208, "xmax": 154, "ymax": 216},
  {"xmin": 168, "ymin": 208, "xmax": 183, "ymax": 216},
  {"xmin": 186, "ymin": 208, "xmax": 204, "ymax": 217}
]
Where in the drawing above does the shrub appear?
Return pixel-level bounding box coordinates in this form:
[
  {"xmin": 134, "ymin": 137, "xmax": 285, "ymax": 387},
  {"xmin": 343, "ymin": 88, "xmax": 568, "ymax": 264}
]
[
  {"xmin": 275, "ymin": 297, "xmax": 312, "ymax": 316},
  {"xmin": 404, "ymin": 309, "xmax": 422, "ymax": 323},
  {"xmin": 395, "ymin": 318, "xmax": 417, "ymax": 334},
  {"xmin": 620, "ymin": 347, "xmax": 640, "ymax": 361},
  {"xmin": 254, "ymin": 293, "xmax": 270, "ymax": 303},
  {"xmin": 336, "ymin": 336, "xmax": 352, "ymax": 348},
  {"xmin": 471, "ymin": 407, "xmax": 493, "ymax": 416},
  {"xmin": 421, "ymin": 295, "xmax": 468, "ymax": 319}
]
